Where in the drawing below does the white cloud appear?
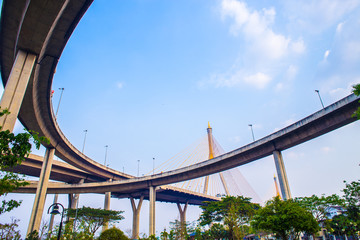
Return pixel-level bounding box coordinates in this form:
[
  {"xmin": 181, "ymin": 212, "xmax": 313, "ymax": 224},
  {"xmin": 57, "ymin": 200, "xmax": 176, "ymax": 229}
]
[
  {"xmin": 221, "ymin": 0, "xmax": 304, "ymax": 60},
  {"xmin": 324, "ymin": 50, "xmax": 331, "ymax": 60},
  {"xmin": 116, "ymin": 82, "xmax": 124, "ymax": 89},
  {"xmin": 329, "ymin": 80, "xmax": 360, "ymax": 98},
  {"xmin": 284, "ymin": 0, "xmax": 360, "ymax": 33},
  {"xmin": 285, "ymin": 65, "xmax": 298, "ymax": 81},
  {"xmin": 208, "ymin": 70, "xmax": 271, "ymax": 89},
  {"xmin": 336, "ymin": 22, "xmax": 345, "ymax": 34},
  {"xmin": 203, "ymin": 0, "xmax": 306, "ymax": 90},
  {"xmin": 341, "ymin": 41, "xmax": 360, "ymax": 62},
  {"xmin": 321, "ymin": 146, "xmax": 331, "ymax": 153},
  {"xmin": 244, "ymin": 72, "xmax": 272, "ymax": 89}
]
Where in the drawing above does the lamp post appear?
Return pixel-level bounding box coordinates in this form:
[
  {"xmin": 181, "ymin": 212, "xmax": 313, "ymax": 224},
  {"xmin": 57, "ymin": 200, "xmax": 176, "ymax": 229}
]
[
  {"xmin": 315, "ymin": 90, "xmax": 325, "ymax": 109},
  {"xmin": 153, "ymin": 157, "xmax": 155, "ymax": 175},
  {"xmin": 137, "ymin": 160, "xmax": 140, "ymax": 177},
  {"xmin": 55, "ymin": 88, "xmax": 65, "ymax": 118},
  {"xmin": 47, "ymin": 202, "xmax": 64, "ymax": 240},
  {"xmin": 104, "ymin": 145, "xmax": 108, "ymax": 166},
  {"xmin": 248, "ymin": 124, "xmax": 255, "ymax": 142},
  {"xmin": 82, "ymin": 130, "xmax": 88, "ymax": 153}
]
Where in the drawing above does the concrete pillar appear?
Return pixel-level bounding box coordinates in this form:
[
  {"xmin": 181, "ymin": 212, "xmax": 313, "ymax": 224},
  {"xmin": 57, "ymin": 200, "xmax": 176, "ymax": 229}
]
[
  {"xmin": 149, "ymin": 186, "xmax": 156, "ymax": 236},
  {"xmin": 0, "ymin": 50, "xmax": 36, "ymax": 132},
  {"xmin": 47, "ymin": 194, "xmax": 58, "ymax": 235},
  {"xmin": 27, "ymin": 148, "xmax": 55, "ymax": 235},
  {"xmin": 273, "ymin": 150, "xmax": 292, "ymax": 200},
  {"xmin": 102, "ymin": 179, "xmax": 112, "ymax": 232},
  {"xmin": 131, "ymin": 196, "xmax": 144, "ymax": 239},
  {"xmin": 177, "ymin": 201, "xmax": 188, "ymax": 240}
]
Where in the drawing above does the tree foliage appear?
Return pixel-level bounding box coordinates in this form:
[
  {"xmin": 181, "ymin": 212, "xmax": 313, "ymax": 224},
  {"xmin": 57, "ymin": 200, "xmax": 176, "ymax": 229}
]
[
  {"xmin": 353, "ymin": 84, "xmax": 360, "ymax": 119},
  {"xmin": 252, "ymin": 196, "xmax": 319, "ymax": 240},
  {"xmin": 0, "ymin": 217, "xmax": 21, "ymax": 240},
  {"xmin": 199, "ymin": 196, "xmax": 259, "ymax": 239},
  {"xmin": 342, "ymin": 180, "xmax": 360, "ymax": 207},
  {"xmin": 0, "ymin": 108, "xmax": 49, "ymax": 214},
  {"xmin": 295, "ymin": 194, "xmax": 344, "ymax": 221},
  {"xmin": 98, "ymin": 226, "xmax": 129, "ymax": 240},
  {"xmin": 66, "ymin": 206, "xmax": 124, "ymax": 235}
]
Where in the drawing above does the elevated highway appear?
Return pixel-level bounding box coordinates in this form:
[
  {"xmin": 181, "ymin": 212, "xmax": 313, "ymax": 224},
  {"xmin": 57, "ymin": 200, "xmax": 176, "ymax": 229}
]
[
  {"xmin": 12, "ymin": 154, "xmax": 219, "ymax": 205},
  {"xmin": 16, "ymin": 93, "xmax": 360, "ymax": 194},
  {"xmin": 1, "ymin": 0, "xmax": 359, "ymax": 236},
  {"xmin": 1, "ymin": 0, "xmax": 359, "ymax": 196}
]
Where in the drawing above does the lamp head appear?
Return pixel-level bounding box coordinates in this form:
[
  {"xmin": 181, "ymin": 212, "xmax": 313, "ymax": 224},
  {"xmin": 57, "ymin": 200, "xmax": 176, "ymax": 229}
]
[{"xmin": 50, "ymin": 204, "xmax": 61, "ymax": 215}]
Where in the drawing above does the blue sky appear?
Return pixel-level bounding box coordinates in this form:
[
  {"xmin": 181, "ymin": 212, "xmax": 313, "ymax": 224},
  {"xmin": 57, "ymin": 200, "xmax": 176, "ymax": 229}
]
[{"xmin": 2, "ymin": 0, "xmax": 360, "ymax": 237}]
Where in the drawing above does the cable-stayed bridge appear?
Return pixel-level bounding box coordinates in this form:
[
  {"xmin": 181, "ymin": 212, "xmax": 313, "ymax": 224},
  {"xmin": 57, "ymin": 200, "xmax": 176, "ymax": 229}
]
[{"xmin": 148, "ymin": 123, "xmax": 262, "ymax": 202}]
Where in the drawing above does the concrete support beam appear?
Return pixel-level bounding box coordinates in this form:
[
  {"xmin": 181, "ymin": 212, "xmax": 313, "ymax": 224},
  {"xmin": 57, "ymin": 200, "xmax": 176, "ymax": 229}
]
[
  {"xmin": 0, "ymin": 50, "xmax": 36, "ymax": 132},
  {"xmin": 177, "ymin": 201, "xmax": 188, "ymax": 240},
  {"xmin": 149, "ymin": 186, "xmax": 156, "ymax": 237},
  {"xmin": 27, "ymin": 148, "xmax": 55, "ymax": 235},
  {"xmin": 273, "ymin": 150, "xmax": 291, "ymax": 200},
  {"xmin": 131, "ymin": 196, "xmax": 144, "ymax": 239},
  {"xmin": 102, "ymin": 179, "xmax": 112, "ymax": 232}
]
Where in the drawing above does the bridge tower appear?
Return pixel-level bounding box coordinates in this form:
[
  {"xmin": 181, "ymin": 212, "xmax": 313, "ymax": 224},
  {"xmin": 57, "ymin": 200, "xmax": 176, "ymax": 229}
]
[{"xmin": 203, "ymin": 123, "xmax": 229, "ymax": 195}]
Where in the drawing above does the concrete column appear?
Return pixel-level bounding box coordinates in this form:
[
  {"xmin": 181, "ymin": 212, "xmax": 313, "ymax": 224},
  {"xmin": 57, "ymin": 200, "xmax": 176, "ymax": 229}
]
[
  {"xmin": 149, "ymin": 186, "xmax": 156, "ymax": 236},
  {"xmin": 47, "ymin": 194, "xmax": 58, "ymax": 235},
  {"xmin": 273, "ymin": 150, "xmax": 292, "ymax": 200},
  {"xmin": 131, "ymin": 196, "xmax": 144, "ymax": 239},
  {"xmin": 102, "ymin": 179, "xmax": 112, "ymax": 232},
  {"xmin": 177, "ymin": 202, "xmax": 188, "ymax": 224},
  {"xmin": 27, "ymin": 148, "xmax": 55, "ymax": 235},
  {"xmin": 0, "ymin": 50, "xmax": 36, "ymax": 132},
  {"xmin": 177, "ymin": 201, "xmax": 188, "ymax": 240}
]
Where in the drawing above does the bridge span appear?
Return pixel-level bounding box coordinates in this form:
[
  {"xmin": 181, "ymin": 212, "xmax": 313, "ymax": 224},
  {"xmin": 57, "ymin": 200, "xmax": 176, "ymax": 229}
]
[
  {"xmin": 16, "ymin": 93, "xmax": 360, "ymax": 195},
  {"xmin": 1, "ymin": 0, "xmax": 360, "ymax": 238}
]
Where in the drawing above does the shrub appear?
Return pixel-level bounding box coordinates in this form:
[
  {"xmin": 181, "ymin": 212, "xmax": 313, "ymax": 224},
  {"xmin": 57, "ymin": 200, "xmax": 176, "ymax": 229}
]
[{"xmin": 98, "ymin": 227, "xmax": 129, "ymax": 240}]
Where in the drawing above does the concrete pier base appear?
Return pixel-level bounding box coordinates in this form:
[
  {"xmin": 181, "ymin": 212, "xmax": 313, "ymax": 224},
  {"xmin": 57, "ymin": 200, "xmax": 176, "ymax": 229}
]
[
  {"xmin": 177, "ymin": 201, "xmax": 188, "ymax": 240},
  {"xmin": 131, "ymin": 196, "xmax": 144, "ymax": 239},
  {"xmin": 102, "ymin": 179, "xmax": 112, "ymax": 232},
  {"xmin": 149, "ymin": 186, "xmax": 156, "ymax": 236}
]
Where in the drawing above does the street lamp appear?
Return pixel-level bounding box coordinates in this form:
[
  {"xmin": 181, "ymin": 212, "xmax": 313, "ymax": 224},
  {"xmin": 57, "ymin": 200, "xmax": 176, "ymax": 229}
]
[
  {"xmin": 82, "ymin": 130, "xmax": 88, "ymax": 154},
  {"xmin": 153, "ymin": 157, "xmax": 155, "ymax": 175},
  {"xmin": 55, "ymin": 88, "xmax": 65, "ymax": 118},
  {"xmin": 315, "ymin": 90, "xmax": 325, "ymax": 109},
  {"xmin": 137, "ymin": 160, "xmax": 140, "ymax": 177},
  {"xmin": 104, "ymin": 145, "xmax": 108, "ymax": 166},
  {"xmin": 47, "ymin": 202, "xmax": 64, "ymax": 240},
  {"xmin": 248, "ymin": 124, "xmax": 255, "ymax": 142}
]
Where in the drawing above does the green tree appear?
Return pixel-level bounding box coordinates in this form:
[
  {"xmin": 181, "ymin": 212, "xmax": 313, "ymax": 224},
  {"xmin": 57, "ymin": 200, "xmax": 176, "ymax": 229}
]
[
  {"xmin": 295, "ymin": 194, "xmax": 344, "ymax": 221},
  {"xmin": 342, "ymin": 180, "xmax": 360, "ymax": 207},
  {"xmin": 0, "ymin": 108, "xmax": 48, "ymax": 214},
  {"xmin": 0, "ymin": 217, "xmax": 21, "ymax": 240},
  {"xmin": 66, "ymin": 206, "xmax": 124, "ymax": 235},
  {"xmin": 252, "ymin": 196, "xmax": 319, "ymax": 240},
  {"xmin": 160, "ymin": 228, "xmax": 169, "ymax": 240},
  {"xmin": 199, "ymin": 196, "xmax": 259, "ymax": 239},
  {"xmin": 352, "ymin": 84, "xmax": 360, "ymax": 119},
  {"xmin": 98, "ymin": 226, "xmax": 129, "ymax": 240}
]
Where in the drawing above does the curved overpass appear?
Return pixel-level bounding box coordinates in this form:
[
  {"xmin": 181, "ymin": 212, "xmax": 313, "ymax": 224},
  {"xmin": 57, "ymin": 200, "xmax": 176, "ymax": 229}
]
[
  {"xmin": 17, "ymin": 93, "xmax": 360, "ymax": 194},
  {"xmin": 1, "ymin": 1, "xmax": 360, "ymax": 194},
  {"xmin": 0, "ymin": 0, "xmax": 131, "ymax": 181}
]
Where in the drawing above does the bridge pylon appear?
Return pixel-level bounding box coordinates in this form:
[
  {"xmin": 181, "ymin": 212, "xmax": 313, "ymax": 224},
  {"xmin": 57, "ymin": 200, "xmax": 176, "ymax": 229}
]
[{"xmin": 203, "ymin": 123, "xmax": 229, "ymax": 196}]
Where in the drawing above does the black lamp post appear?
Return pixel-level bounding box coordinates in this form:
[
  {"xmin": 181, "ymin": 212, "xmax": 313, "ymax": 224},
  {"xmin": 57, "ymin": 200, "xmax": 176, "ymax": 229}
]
[{"xmin": 48, "ymin": 202, "xmax": 64, "ymax": 240}]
